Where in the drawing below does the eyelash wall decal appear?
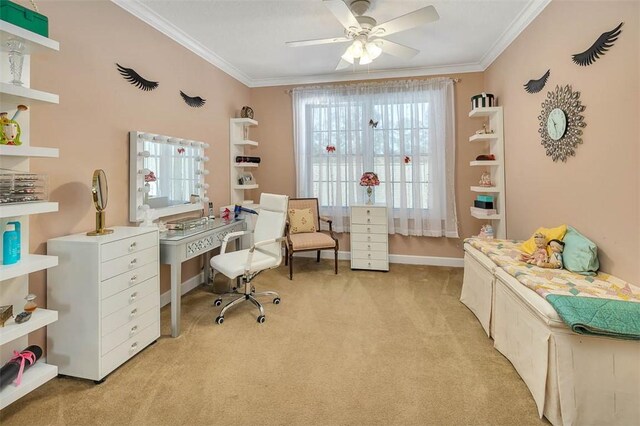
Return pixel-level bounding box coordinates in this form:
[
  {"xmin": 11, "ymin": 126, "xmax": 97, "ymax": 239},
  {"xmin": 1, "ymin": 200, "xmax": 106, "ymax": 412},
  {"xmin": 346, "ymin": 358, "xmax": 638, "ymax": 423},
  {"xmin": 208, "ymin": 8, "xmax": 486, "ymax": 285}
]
[
  {"xmin": 116, "ymin": 63, "xmax": 159, "ymax": 91},
  {"xmin": 180, "ymin": 91, "xmax": 206, "ymax": 108},
  {"xmin": 572, "ymin": 22, "xmax": 623, "ymax": 67},
  {"xmin": 524, "ymin": 69, "xmax": 550, "ymax": 94}
]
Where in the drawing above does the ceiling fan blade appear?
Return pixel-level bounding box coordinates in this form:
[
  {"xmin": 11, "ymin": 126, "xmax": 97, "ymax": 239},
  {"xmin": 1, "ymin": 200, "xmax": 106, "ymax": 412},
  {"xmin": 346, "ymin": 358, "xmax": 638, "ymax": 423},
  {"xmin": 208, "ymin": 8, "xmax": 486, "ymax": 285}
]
[
  {"xmin": 335, "ymin": 58, "xmax": 352, "ymax": 71},
  {"xmin": 286, "ymin": 37, "xmax": 351, "ymax": 47},
  {"xmin": 323, "ymin": 0, "xmax": 361, "ymax": 31},
  {"xmin": 372, "ymin": 5, "xmax": 439, "ymax": 37},
  {"xmin": 378, "ymin": 39, "xmax": 419, "ymax": 60}
]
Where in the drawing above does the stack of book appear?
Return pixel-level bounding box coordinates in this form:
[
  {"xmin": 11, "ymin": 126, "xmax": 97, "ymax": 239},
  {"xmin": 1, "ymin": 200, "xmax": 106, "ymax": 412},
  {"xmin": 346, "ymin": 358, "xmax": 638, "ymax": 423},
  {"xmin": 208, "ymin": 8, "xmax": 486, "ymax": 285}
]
[{"xmin": 471, "ymin": 194, "xmax": 497, "ymax": 216}]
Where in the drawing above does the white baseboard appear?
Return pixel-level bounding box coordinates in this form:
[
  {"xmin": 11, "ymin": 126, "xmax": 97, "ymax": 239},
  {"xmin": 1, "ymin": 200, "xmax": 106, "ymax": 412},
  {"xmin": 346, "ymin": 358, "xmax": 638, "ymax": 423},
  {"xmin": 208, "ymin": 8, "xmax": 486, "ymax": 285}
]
[
  {"xmin": 160, "ymin": 272, "xmax": 204, "ymax": 307},
  {"xmin": 295, "ymin": 250, "xmax": 463, "ymax": 268}
]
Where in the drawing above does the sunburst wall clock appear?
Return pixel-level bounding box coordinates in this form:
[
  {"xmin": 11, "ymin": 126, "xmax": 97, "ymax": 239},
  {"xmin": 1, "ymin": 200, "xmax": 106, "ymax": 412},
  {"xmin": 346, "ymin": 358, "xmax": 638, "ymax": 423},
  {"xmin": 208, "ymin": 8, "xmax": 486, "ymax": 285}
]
[{"xmin": 538, "ymin": 85, "xmax": 586, "ymax": 162}]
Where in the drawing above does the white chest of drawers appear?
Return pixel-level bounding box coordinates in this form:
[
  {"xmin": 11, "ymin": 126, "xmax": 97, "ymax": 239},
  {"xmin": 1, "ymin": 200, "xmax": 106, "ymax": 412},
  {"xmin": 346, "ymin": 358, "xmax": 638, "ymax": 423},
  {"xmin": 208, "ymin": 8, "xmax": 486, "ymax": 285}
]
[
  {"xmin": 47, "ymin": 226, "xmax": 160, "ymax": 382},
  {"xmin": 350, "ymin": 205, "xmax": 389, "ymax": 271}
]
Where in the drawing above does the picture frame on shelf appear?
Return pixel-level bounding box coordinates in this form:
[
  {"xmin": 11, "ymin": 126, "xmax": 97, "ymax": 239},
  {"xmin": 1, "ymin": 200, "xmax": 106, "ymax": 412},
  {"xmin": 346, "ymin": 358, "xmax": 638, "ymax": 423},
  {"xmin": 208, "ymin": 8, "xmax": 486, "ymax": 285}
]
[{"xmin": 238, "ymin": 172, "xmax": 254, "ymax": 185}]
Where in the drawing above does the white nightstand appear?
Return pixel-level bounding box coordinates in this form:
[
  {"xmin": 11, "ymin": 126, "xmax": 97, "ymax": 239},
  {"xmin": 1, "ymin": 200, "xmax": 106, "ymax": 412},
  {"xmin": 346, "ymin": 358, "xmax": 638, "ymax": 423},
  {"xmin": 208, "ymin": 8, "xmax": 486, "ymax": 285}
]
[{"xmin": 350, "ymin": 205, "xmax": 389, "ymax": 271}]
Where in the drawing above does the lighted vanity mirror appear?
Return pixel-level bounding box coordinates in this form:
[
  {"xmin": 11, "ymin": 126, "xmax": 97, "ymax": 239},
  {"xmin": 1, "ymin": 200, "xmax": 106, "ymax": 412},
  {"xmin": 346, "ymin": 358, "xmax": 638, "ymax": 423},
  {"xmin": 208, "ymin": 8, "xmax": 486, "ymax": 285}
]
[{"xmin": 129, "ymin": 131, "xmax": 210, "ymax": 222}]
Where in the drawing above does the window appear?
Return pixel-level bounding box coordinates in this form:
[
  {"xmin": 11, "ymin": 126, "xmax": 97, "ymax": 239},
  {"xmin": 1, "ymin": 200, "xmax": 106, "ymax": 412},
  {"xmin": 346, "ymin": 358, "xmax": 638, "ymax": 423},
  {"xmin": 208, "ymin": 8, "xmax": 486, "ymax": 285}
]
[{"xmin": 293, "ymin": 78, "xmax": 458, "ymax": 237}]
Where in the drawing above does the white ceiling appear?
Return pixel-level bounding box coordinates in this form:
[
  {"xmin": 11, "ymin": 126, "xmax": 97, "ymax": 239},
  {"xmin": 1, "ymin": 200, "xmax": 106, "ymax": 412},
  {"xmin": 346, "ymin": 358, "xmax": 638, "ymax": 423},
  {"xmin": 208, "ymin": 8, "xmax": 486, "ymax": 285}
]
[{"xmin": 113, "ymin": 0, "xmax": 550, "ymax": 87}]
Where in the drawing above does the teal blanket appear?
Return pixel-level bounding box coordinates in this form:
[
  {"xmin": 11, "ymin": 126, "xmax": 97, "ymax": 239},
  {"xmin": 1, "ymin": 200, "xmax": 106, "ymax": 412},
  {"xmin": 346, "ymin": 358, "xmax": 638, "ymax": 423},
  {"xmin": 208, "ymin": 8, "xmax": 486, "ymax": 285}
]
[{"xmin": 546, "ymin": 295, "xmax": 640, "ymax": 340}]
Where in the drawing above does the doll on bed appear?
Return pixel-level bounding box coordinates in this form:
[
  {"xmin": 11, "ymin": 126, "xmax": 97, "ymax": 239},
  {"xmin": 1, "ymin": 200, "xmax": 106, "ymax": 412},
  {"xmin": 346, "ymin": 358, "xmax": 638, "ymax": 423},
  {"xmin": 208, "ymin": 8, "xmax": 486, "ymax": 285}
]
[
  {"xmin": 539, "ymin": 239, "xmax": 564, "ymax": 269},
  {"xmin": 519, "ymin": 232, "xmax": 548, "ymax": 266}
]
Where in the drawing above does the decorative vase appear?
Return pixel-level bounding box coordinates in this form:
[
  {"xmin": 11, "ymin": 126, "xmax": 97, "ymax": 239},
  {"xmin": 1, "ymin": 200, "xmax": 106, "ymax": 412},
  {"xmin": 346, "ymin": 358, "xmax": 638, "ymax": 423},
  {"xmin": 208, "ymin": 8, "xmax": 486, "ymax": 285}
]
[
  {"xmin": 7, "ymin": 39, "xmax": 25, "ymax": 86},
  {"xmin": 366, "ymin": 186, "xmax": 373, "ymax": 204}
]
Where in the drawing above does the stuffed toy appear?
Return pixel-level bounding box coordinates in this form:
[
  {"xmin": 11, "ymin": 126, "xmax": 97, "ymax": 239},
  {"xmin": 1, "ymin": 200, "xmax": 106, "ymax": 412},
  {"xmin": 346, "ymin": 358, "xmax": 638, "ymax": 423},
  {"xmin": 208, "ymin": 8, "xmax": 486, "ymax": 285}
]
[
  {"xmin": 538, "ymin": 239, "xmax": 565, "ymax": 269},
  {"xmin": 519, "ymin": 232, "xmax": 548, "ymax": 265}
]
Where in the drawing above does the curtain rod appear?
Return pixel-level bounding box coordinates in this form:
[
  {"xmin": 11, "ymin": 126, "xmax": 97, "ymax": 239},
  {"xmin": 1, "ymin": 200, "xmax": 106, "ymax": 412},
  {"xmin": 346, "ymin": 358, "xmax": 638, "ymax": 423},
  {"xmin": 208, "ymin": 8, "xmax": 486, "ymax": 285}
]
[{"xmin": 283, "ymin": 78, "xmax": 461, "ymax": 94}]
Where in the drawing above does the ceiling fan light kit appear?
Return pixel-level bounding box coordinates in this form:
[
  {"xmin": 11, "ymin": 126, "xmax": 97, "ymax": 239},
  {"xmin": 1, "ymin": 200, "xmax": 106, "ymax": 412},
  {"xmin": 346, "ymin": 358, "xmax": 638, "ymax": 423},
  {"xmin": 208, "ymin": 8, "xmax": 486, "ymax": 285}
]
[{"xmin": 286, "ymin": 0, "xmax": 439, "ymax": 69}]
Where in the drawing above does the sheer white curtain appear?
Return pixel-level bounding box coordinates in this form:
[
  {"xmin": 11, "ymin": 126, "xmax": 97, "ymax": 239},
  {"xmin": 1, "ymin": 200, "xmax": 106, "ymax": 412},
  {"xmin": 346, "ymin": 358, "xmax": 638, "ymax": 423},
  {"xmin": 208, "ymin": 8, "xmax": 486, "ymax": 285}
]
[{"xmin": 293, "ymin": 78, "xmax": 458, "ymax": 238}]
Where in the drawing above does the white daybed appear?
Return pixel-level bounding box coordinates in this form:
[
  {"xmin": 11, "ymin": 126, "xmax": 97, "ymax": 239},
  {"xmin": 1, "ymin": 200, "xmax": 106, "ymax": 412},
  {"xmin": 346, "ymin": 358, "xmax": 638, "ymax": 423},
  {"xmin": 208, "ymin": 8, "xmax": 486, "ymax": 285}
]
[{"xmin": 461, "ymin": 242, "xmax": 640, "ymax": 426}]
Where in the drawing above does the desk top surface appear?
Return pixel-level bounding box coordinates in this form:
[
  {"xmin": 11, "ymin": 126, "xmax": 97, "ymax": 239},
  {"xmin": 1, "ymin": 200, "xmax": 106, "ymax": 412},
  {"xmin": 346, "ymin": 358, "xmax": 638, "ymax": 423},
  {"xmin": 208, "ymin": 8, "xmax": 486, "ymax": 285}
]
[{"xmin": 159, "ymin": 218, "xmax": 243, "ymax": 242}]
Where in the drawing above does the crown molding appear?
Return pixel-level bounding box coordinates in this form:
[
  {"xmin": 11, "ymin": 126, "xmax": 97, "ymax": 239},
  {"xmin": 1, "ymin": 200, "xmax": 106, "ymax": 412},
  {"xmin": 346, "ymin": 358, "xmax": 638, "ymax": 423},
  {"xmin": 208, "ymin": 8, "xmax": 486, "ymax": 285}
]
[
  {"xmin": 112, "ymin": 0, "xmax": 550, "ymax": 88},
  {"xmin": 479, "ymin": 0, "xmax": 551, "ymax": 69},
  {"xmin": 249, "ymin": 63, "xmax": 485, "ymax": 87},
  {"xmin": 110, "ymin": 0, "xmax": 252, "ymax": 86}
]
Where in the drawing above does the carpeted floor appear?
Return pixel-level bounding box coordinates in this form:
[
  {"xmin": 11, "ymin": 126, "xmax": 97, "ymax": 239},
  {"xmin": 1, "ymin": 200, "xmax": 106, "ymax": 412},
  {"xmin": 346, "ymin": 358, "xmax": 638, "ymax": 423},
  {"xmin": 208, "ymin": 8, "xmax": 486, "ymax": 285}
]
[{"xmin": 1, "ymin": 259, "xmax": 546, "ymax": 425}]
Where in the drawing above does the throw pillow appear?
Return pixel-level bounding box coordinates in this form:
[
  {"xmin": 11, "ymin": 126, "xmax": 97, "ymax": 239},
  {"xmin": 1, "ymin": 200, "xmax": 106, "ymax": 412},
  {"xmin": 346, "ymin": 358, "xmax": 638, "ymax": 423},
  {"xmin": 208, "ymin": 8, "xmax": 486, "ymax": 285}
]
[
  {"xmin": 562, "ymin": 226, "xmax": 599, "ymax": 276},
  {"xmin": 520, "ymin": 224, "xmax": 567, "ymax": 255},
  {"xmin": 288, "ymin": 208, "xmax": 316, "ymax": 234}
]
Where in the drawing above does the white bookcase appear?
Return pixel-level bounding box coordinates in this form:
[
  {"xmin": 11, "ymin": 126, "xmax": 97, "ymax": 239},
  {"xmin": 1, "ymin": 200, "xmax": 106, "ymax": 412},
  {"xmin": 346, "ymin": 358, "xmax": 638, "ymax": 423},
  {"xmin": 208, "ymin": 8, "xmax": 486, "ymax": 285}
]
[
  {"xmin": 468, "ymin": 106, "xmax": 506, "ymax": 239},
  {"xmin": 0, "ymin": 22, "xmax": 60, "ymax": 410},
  {"xmin": 229, "ymin": 118, "xmax": 259, "ymax": 205}
]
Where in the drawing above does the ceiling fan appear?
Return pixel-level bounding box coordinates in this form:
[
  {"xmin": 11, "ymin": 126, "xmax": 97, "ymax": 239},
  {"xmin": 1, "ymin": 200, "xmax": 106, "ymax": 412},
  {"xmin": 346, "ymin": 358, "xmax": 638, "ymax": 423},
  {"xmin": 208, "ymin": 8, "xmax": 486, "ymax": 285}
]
[{"xmin": 286, "ymin": 0, "xmax": 439, "ymax": 70}]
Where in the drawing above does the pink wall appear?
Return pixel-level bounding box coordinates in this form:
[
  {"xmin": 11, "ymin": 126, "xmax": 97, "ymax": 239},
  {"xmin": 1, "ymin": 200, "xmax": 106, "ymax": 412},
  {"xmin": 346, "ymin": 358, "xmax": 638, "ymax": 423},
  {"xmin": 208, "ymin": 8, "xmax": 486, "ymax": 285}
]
[
  {"xmin": 27, "ymin": 1, "xmax": 250, "ymax": 345},
  {"xmin": 251, "ymin": 73, "xmax": 490, "ymax": 259},
  {"xmin": 484, "ymin": 0, "xmax": 639, "ymax": 283}
]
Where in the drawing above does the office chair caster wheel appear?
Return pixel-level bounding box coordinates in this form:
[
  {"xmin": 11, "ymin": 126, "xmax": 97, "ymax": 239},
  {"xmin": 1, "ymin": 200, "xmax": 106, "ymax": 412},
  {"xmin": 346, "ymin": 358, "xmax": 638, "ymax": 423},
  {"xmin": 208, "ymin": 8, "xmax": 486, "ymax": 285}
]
[
  {"xmin": 257, "ymin": 315, "xmax": 266, "ymax": 324},
  {"xmin": 273, "ymin": 297, "xmax": 281, "ymax": 304},
  {"xmin": 215, "ymin": 316, "xmax": 224, "ymax": 324},
  {"xmin": 214, "ymin": 299, "xmax": 222, "ymax": 307}
]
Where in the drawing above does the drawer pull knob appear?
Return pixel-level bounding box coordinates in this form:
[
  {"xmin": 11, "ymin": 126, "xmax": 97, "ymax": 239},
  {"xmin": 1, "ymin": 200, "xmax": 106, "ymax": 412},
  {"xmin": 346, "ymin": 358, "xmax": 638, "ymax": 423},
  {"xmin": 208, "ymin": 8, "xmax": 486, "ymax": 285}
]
[
  {"xmin": 129, "ymin": 258, "xmax": 138, "ymax": 268},
  {"xmin": 367, "ymin": 236, "xmax": 371, "ymax": 241},
  {"xmin": 129, "ymin": 242, "xmax": 137, "ymax": 252},
  {"xmin": 368, "ymin": 262, "xmax": 371, "ymax": 267},
  {"xmin": 130, "ymin": 292, "xmax": 138, "ymax": 302},
  {"xmin": 367, "ymin": 244, "xmax": 371, "ymax": 249},
  {"xmin": 130, "ymin": 342, "xmax": 138, "ymax": 352},
  {"xmin": 367, "ymin": 218, "xmax": 371, "ymax": 223},
  {"xmin": 130, "ymin": 308, "xmax": 138, "ymax": 318},
  {"xmin": 130, "ymin": 325, "xmax": 138, "ymax": 335},
  {"xmin": 367, "ymin": 253, "xmax": 371, "ymax": 258},
  {"xmin": 129, "ymin": 275, "xmax": 138, "ymax": 284},
  {"xmin": 366, "ymin": 210, "xmax": 370, "ymax": 214}
]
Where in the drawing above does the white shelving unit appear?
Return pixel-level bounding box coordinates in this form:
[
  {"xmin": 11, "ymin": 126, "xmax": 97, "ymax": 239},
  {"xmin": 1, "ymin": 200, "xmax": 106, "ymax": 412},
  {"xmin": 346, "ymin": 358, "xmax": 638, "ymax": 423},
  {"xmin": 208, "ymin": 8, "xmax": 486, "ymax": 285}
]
[
  {"xmin": 0, "ymin": 22, "xmax": 60, "ymax": 410},
  {"xmin": 0, "ymin": 254, "xmax": 58, "ymax": 281},
  {"xmin": 469, "ymin": 106, "xmax": 506, "ymax": 239},
  {"xmin": 0, "ymin": 201, "xmax": 58, "ymax": 219},
  {"xmin": 0, "ymin": 361, "xmax": 57, "ymax": 409},
  {"xmin": 229, "ymin": 118, "xmax": 259, "ymax": 205},
  {"xmin": 0, "ymin": 145, "xmax": 58, "ymax": 158}
]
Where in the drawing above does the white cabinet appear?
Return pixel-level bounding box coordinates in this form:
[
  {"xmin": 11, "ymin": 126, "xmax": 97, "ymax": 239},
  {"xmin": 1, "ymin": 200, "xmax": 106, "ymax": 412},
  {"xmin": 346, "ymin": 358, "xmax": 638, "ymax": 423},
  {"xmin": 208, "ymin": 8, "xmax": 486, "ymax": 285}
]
[
  {"xmin": 0, "ymin": 22, "xmax": 60, "ymax": 410},
  {"xmin": 350, "ymin": 205, "xmax": 389, "ymax": 271},
  {"xmin": 468, "ymin": 106, "xmax": 506, "ymax": 239},
  {"xmin": 230, "ymin": 118, "xmax": 259, "ymax": 204},
  {"xmin": 46, "ymin": 227, "xmax": 160, "ymax": 382}
]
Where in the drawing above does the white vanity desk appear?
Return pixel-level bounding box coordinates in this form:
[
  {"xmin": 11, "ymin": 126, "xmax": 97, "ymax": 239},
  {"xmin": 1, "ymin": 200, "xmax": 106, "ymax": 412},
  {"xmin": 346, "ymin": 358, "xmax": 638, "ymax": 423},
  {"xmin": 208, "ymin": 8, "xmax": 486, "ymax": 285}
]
[{"xmin": 159, "ymin": 218, "xmax": 245, "ymax": 337}]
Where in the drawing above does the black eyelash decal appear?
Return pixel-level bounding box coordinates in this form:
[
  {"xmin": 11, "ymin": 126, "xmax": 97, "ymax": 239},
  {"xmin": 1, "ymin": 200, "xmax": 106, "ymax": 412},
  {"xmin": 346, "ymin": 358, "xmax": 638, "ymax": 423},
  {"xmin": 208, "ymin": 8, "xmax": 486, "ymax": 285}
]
[
  {"xmin": 368, "ymin": 119, "xmax": 378, "ymax": 128},
  {"xmin": 572, "ymin": 22, "xmax": 623, "ymax": 67},
  {"xmin": 180, "ymin": 91, "xmax": 206, "ymax": 108},
  {"xmin": 116, "ymin": 63, "xmax": 159, "ymax": 91},
  {"xmin": 524, "ymin": 69, "xmax": 550, "ymax": 94}
]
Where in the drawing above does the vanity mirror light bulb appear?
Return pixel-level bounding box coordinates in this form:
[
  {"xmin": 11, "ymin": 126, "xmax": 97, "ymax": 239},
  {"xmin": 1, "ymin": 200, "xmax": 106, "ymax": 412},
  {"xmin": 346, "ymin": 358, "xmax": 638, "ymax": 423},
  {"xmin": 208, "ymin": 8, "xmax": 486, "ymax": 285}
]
[
  {"xmin": 203, "ymin": 143, "xmax": 210, "ymax": 149},
  {"xmin": 153, "ymin": 136, "xmax": 168, "ymax": 143},
  {"xmin": 202, "ymin": 197, "xmax": 209, "ymax": 202},
  {"xmin": 167, "ymin": 138, "xmax": 178, "ymax": 144},
  {"xmin": 138, "ymin": 151, "xmax": 150, "ymax": 158},
  {"xmin": 138, "ymin": 168, "xmax": 151, "ymax": 175},
  {"xmin": 140, "ymin": 133, "xmax": 154, "ymax": 140},
  {"xmin": 139, "ymin": 204, "xmax": 150, "ymax": 211},
  {"xmin": 202, "ymin": 169, "xmax": 210, "ymax": 175},
  {"xmin": 138, "ymin": 186, "xmax": 151, "ymax": 193},
  {"xmin": 202, "ymin": 156, "xmax": 209, "ymax": 162},
  {"xmin": 179, "ymin": 140, "xmax": 189, "ymax": 145}
]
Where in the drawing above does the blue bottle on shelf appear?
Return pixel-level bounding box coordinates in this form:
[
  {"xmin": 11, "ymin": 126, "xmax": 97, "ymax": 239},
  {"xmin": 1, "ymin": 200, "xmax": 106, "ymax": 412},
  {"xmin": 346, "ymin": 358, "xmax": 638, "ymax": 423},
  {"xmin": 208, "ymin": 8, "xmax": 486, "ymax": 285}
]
[
  {"xmin": 7, "ymin": 221, "xmax": 21, "ymax": 260},
  {"xmin": 3, "ymin": 223, "xmax": 20, "ymax": 265}
]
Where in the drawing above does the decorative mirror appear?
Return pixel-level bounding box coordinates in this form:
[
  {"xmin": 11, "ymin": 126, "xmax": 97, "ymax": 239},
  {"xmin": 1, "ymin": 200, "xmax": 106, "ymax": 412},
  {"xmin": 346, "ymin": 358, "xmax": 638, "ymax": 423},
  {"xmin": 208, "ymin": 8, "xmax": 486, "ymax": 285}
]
[
  {"xmin": 129, "ymin": 131, "xmax": 210, "ymax": 222},
  {"xmin": 87, "ymin": 169, "xmax": 114, "ymax": 236}
]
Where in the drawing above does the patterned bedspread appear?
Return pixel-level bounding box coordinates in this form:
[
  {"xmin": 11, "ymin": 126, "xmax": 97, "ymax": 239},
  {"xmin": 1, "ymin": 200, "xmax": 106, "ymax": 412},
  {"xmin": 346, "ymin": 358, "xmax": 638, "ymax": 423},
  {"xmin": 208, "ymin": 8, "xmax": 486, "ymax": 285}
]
[{"xmin": 465, "ymin": 238, "xmax": 640, "ymax": 339}]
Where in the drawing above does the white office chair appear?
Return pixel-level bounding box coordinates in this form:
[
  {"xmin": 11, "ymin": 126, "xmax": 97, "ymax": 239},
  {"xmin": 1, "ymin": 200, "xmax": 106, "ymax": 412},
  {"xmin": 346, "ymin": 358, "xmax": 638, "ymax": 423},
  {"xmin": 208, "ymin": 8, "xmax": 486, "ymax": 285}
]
[{"xmin": 210, "ymin": 193, "xmax": 289, "ymax": 324}]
